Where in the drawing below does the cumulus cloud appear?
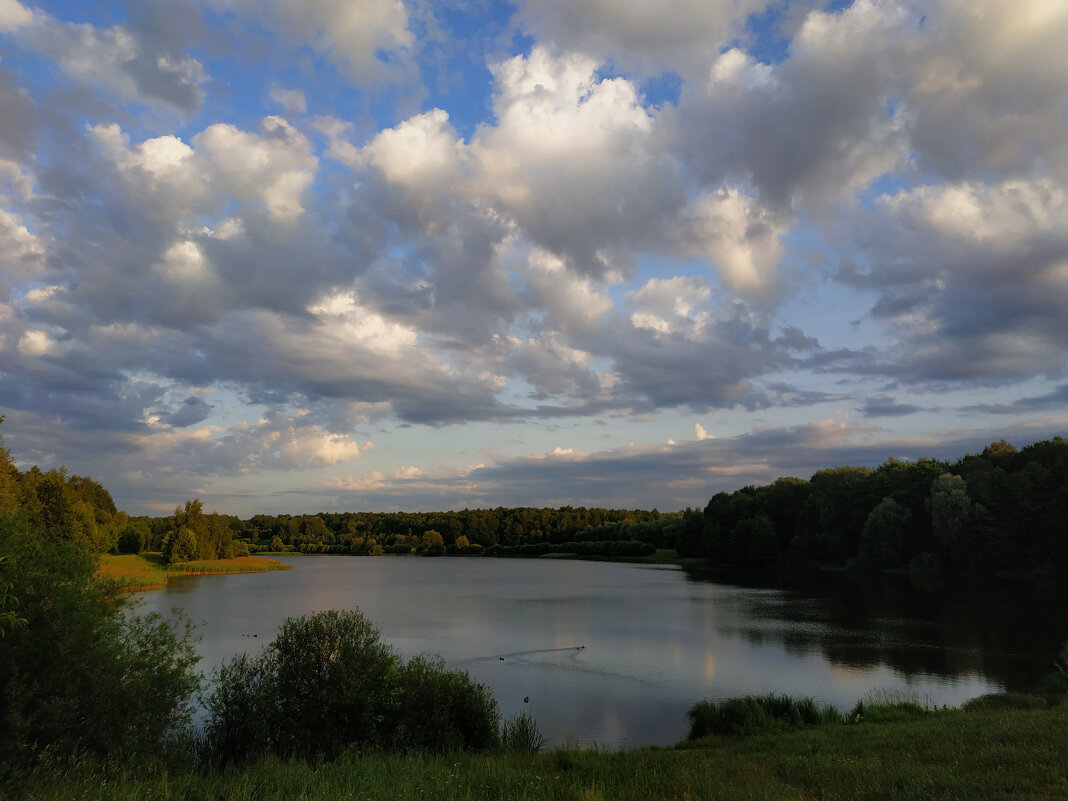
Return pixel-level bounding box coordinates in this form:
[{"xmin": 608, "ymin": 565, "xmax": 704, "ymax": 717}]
[
  {"xmin": 514, "ymin": 0, "xmax": 773, "ymax": 78},
  {"xmin": 205, "ymin": 0, "xmax": 415, "ymax": 86},
  {"xmin": 663, "ymin": 2, "xmax": 911, "ymax": 211},
  {"xmin": 9, "ymin": 6, "xmax": 208, "ymax": 114},
  {"xmin": 841, "ymin": 178, "xmax": 1068, "ymax": 383},
  {"xmin": 0, "ymin": 0, "xmax": 34, "ymax": 32},
  {"xmin": 469, "ymin": 46, "xmax": 680, "ymax": 278}
]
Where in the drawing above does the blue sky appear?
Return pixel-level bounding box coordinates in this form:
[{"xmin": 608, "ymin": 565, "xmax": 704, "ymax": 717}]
[{"xmin": 1, "ymin": 0, "xmax": 1066, "ymax": 515}]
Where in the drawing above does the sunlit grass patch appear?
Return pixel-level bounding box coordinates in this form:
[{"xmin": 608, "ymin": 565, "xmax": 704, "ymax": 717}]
[
  {"xmin": 97, "ymin": 553, "xmax": 168, "ymax": 591},
  {"xmin": 98, "ymin": 553, "xmax": 290, "ymax": 591},
  {"xmin": 165, "ymin": 556, "xmax": 291, "ymax": 574}
]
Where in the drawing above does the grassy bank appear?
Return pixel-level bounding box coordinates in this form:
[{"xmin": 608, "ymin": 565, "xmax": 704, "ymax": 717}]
[
  {"xmin": 10, "ymin": 701, "xmax": 1068, "ymax": 800},
  {"xmin": 97, "ymin": 552, "xmax": 291, "ymax": 591}
]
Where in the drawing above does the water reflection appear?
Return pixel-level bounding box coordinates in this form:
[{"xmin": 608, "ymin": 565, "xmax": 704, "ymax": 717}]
[{"xmin": 133, "ymin": 557, "xmax": 1026, "ymax": 748}]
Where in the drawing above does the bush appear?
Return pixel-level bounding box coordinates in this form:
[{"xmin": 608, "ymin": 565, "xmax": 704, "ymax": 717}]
[
  {"xmin": 687, "ymin": 694, "xmax": 841, "ymax": 739},
  {"xmin": 391, "ymin": 655, "xmax": 500, "ymax": 752},
  {"xmin": 203, "ymin": 609, "xmax": 501, "ymax": 764},
  {"xmin": 205, "ymin": 609, "xmax": 399, "ymax": 763}
]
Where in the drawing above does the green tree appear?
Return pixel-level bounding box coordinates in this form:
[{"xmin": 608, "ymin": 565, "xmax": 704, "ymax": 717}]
[
  {"xmin": 117, "ymin": 525, "xmax": 144, "ymax": 554},
  {"xmin": 729, "ymin": 514, "xmax": 779, "ymax": 567},
  {"xmin": 164, "ymin": 526, "xmax": 200, "ymax": 563},
  {"xmin": 856, "ymin": 497, "xmax": 911, "ymax": 569},
  {"xmin": 421, "ymin": 529, "xmax": 445, "ymax": 555},
  {"xmin": 0, "ymin": 513, "xmax": 199, "ymax": 767},
  {"xmin": 927, "ymin": 473, "xmax": 972, "ymax": 565}
]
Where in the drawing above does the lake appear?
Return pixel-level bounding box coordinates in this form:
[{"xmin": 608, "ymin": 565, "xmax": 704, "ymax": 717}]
[{"xmin": 133, "ymin": 556, "xmax": 1031, "ymax": 748}]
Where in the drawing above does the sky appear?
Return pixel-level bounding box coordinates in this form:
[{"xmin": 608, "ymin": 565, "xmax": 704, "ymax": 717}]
[{"xmin": 0, "ymin": 0, "xmax": 1066, "ymax": 517}]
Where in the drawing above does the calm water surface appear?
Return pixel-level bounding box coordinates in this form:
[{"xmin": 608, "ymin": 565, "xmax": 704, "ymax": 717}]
[{"xmin": 134, "ymin": 557, "xmax": 1007, "ymax": 747}]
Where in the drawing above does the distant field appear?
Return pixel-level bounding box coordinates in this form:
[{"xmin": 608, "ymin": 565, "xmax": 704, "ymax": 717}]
[{"xmin": 98, "ymin": 553, "xmax": 290, "ymax": 591}]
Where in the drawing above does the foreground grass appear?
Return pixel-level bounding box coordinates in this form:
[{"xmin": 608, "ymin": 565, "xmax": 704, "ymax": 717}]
[
  {"xmin": 10, "ymin": 702, "xmax": 1068, "ymax": 801},
  {"xmin": 98, "ymin": 552, "xmax": 290, "ymax": 591}
]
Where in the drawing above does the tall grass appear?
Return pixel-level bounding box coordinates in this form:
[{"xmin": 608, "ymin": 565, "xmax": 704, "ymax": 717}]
[
  {"xmin": 501, "ymin": 711, "xmax": 548, "ymax": 753},
  {"xmin": 686, "ymin": 693, "xmax": 842, "ymax": 738}
]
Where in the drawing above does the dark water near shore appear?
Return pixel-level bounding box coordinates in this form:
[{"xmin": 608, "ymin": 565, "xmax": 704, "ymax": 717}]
[{"xmin": 133, "ymin": 556, "xmax": 1058, "ymax": 748}]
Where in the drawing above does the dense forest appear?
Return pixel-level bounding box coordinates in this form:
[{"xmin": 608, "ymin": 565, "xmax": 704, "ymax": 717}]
[{"xmin": 679, "ymin": 437, "xmax": 1068, "ymax": 586}]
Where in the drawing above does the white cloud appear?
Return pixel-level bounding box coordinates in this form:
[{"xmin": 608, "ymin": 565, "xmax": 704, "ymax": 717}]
[
  {"xmin": 675, "ymin": 190, "xmax": 788, "ymax": 294},
  {"xmin": 0, "ymin": 206, "xmax": 44, "ymax": 275},
  {"xmin": 194, "ymin": 117, "xmax": 317, "ymax": 222},
  {"xmin": 469, "ymin": 46, "xmax": 678, "ymax": 276},
  {"xmin": 17, "ymin": 328, "xmax": 51, "ymax": 356},
  {"xmin": 307, "ymin": 291, "xmax": 418, "ymax": 354},
  {"xmin": 0, "ymin": 0, "xmax": 33, "ymax": 32},
  {"xmin": 269, "ymin": 85, "xmax": 307, "ymax": 115}
]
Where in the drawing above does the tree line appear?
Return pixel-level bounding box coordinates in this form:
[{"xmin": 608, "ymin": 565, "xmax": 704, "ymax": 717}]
[
  {"xmin": 122, "ymin": 506, "xmax": 677, "ymax": 559},
  {"xmin": 676, "ymin": 437, "xmax": 1068, "ymax": 586},
  {"xmin": 120, "ymin": 437, "xmax": 1068, "ymax": 586}
]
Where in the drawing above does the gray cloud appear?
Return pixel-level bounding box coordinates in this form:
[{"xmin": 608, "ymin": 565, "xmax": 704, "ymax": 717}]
[
  {"xmin": 161, "ymin": 396, "xmax": 212, "ymax": 427},
  {"xmin": 859, "ymin": 396, "xmax": 922, "ymax": 418}
]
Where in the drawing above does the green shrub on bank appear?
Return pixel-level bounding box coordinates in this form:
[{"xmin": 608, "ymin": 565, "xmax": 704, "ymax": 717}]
[
  {"xmin": 202, "ymin": 609, "xmax": 501, "ymax": 764},
  {"xmin": 390, "ymin": 655, "xmax": 500, "ymax": 752},
  {"xmin": 687, "ymin": 693, "xmax": 842, "ymax": 739}
]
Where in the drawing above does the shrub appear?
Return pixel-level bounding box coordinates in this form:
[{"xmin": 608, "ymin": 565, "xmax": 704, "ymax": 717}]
[
  {"xmin": 390, "ymin": 655, "xmax": 500, "ymax": 752},
  {"xmin": 203, "ymin": 609, "xmax": 501, "ymax": 764}
]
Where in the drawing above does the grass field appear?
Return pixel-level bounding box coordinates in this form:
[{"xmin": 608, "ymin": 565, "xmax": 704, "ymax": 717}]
[
  {"xmin": 9, "ymin": 700, "xmax": 1068, "ymax": 800},
  {"xmin": 98, "ymin": 552, "xmax": 290, "ymax": 591}
]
